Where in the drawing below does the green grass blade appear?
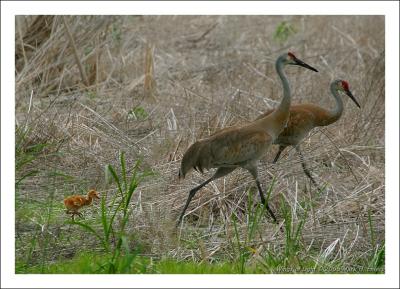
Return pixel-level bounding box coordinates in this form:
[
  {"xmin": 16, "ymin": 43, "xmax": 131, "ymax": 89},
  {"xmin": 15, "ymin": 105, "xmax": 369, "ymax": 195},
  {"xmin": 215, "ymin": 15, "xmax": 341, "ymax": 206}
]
[
  {"xmin": 15, "ymin": 170, "xmax": 39, "ymax": 188},
  {"xmin": 367, "ymin": 208, "xmax": 376, "ymax": 248},
  {"xmin": 232, "ymin": 215, "xmax": 241, "ymax": 255},
  {"xmin": 294, "ymin": 204, "xmax": 308, "ymax": 244},
  {"xmin": 107, "ymin": 164, "xmax": 123, "ymax": 199},
  {"xmin": 119, "ymin": 151, "xmax": 127, "ymax": 192},
  {"xmin": 265, "ymin": 177, "xmax": 276, "ymax": 203},
  {"xmin": 68, "ymin": 221, "xmax": 108, "ymax": 252},
  {"xmin": 107, "ymin": 201, "xmax": 124, "ymax": 233},
  {"xmin": 100, "ymin": 194, "xmax": 110, "ymax": 245}
]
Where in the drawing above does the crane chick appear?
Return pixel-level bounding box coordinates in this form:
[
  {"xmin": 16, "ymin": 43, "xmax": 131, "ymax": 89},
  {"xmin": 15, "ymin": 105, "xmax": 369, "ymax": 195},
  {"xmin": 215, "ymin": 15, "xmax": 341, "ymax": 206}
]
[{"xmin": 64, "ymin": 189, "xmax": 100, "ymax": 221}]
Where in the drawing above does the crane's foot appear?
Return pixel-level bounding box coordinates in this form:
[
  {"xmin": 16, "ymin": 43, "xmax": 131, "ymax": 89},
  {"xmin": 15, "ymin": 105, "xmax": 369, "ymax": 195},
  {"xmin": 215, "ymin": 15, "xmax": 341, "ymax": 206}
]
[
  {"xmin": 262, "ymin": 211, "xmax": 284, "ymax": 233},
  {"xmin": 68, "ymin": 212, "xmax": 83, "ymax": 221},
  {"xmin": 257, "ymin": 200, "xmax": 284, "ymax": 233}
]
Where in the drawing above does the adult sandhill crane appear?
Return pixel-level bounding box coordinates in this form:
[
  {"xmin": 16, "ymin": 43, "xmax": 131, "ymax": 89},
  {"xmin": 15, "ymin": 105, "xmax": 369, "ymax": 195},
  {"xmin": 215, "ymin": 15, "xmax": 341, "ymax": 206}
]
[
  {"xmin": 256, "ymin": 79, "xmax": 360, "ymax": 187},
  {"xmin": 177, "ymin": 52, "xmax": 318, "ymax": 226}
]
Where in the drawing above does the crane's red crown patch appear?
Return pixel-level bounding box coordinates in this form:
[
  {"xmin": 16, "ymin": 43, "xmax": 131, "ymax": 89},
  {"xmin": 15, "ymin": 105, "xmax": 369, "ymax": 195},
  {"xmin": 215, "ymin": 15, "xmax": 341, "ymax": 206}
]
[
  {"xmin": 341, "ymin": 80, "xmax": 349, "ymax": 91},
  {"xmin": 288, "ymin": 52, "xmax": 296, "ymax": 59}
]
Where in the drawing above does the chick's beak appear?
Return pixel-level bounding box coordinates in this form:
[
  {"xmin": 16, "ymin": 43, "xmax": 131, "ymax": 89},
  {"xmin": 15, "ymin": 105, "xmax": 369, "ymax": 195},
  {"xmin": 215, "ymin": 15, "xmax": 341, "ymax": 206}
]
[
  {"xmin": 293, "ymin": 57, "xmax": 318, "ymax": 72},
  {"xmin": 345, "ymin": 90, "xmax": 361, "ymax": 108}
]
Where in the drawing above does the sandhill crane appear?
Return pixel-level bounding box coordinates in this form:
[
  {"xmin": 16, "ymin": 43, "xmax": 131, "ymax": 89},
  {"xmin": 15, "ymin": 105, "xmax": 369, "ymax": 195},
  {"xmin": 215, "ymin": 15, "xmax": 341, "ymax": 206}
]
[
  {"xmin": 64, "ymin": 189, "xmax": 100, "ymax": 221},
  {"xmin": 256, "ymin": 79, "xmax": 360, "ymax": 187},
  {"xmin": 177, "ymin": 52, "xmax": 318, "ymax": 226}
]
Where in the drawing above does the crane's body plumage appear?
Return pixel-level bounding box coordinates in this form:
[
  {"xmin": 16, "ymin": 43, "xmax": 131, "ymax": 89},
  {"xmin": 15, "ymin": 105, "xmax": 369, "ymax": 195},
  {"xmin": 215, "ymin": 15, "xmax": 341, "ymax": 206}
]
[
  {"xmin": 177, "ymin": 52, "xmax": 318, "ymax": 226},
  {"xmin": 180, "ymin": 123, "xmax": 272, "ymax": 177},
  {"xmin": 258, "ymin": 104, "xmax": 333, "ymax": 147}
]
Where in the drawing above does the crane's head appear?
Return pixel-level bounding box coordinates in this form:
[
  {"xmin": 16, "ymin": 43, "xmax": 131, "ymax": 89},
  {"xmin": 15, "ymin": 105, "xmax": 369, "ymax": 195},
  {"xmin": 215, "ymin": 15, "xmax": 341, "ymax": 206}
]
[
  {"xmin": 336, "ymin": 80, "xmax": 361, "ymax": 108},
  {"xmin": 88, "ymin": 189, "xmax": 100, "ymax": 199},
  {"xmin": 284, "ymin": 52, "xmax": 318, "ymax": 72}
]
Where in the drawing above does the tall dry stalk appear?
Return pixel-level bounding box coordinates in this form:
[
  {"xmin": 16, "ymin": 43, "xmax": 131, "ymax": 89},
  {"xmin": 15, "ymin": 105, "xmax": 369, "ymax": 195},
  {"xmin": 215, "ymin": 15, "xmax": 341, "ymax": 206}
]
[
  {"xmin": 144, "ymin": 44, "xmax": 157, "ymax": 101},
  {"xmin": 62, "ymin": 16, "xmax": 90, "ymax": 87}
]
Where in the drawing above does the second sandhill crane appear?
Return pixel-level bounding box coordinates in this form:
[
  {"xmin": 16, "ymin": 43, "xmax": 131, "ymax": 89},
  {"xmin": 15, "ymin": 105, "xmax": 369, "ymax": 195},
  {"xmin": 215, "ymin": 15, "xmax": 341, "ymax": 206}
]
[
  {"xmin": 177, "ymin": 52, "xmax": 318, "ymax": 226},
  {"xmin": 64, "ymin": 189, "xmax": 100, "ymax": 221},
  {"xmin": 256, "ymin": 79, "xmax": 360, "ymax": 186}
]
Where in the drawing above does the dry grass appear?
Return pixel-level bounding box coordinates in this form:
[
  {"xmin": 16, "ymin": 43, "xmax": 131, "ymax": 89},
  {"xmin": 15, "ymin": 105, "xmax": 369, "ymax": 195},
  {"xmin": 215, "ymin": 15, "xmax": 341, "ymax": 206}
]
[{"xmin": 15, "ymin": 15, "xmax": 384, "ymax": 271}]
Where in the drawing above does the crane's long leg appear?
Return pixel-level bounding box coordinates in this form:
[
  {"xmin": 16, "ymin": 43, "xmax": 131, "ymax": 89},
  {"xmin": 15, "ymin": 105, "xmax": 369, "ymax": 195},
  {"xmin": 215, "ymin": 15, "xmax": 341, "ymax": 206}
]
[
  {"xmin": 177, "ymin": 167, "xmax": 236, "ymax": 226},
  {"xmin": 295, "ymin": 146, "xmax": 318, "ymax": 187},
  {"xmin": 246, "ymin": 165, "xmax": 278, "ymax": 224},
  {"xmin": 69, "ymin": 211, "xmax": 83, "ymax": 221},
  {"xmin": 273, "ymin": 145, "xmax": 286, "ymax": 163},
  {"xmin": 255, "ymin": 180, "xmax": 278, "ymax": 224}
]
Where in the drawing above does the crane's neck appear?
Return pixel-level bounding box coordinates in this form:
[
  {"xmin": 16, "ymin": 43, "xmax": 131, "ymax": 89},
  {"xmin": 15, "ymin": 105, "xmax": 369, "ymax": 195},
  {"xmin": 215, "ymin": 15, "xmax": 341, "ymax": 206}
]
[
  {"xmin": 322, "ymin": 82, "xmax": 343, "ymax": 126},
  {"xmin": 275, "ymin": 59, "xmax": 291, "ymax": 116},
  {"xmin": 257, "ymin": 59, "xmax": 291, "ymax": 139},
  {"xmin": 85, "ymin": 195, "xmax": 94, "ymax": 206}
]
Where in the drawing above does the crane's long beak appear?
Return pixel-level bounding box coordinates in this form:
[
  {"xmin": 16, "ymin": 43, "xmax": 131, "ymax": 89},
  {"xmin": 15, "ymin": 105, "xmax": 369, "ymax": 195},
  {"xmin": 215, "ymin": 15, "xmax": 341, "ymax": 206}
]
[
  {"xmin": 293, "ymin": 58, "xmax": 318, "ymax": 72},
  {"xmin": 345, "ymin": 90, "xmax": 361, "ymax": 108}
]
